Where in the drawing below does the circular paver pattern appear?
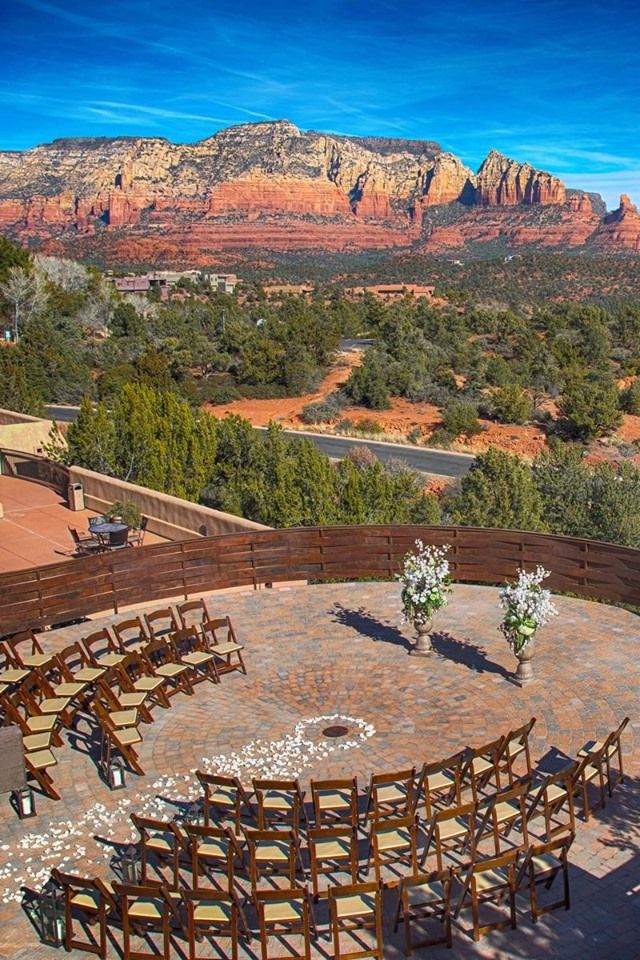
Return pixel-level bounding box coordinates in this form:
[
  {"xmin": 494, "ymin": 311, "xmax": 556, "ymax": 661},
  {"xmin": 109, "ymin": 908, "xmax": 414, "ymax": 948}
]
[{"xmin": 0, "ymin": 581, "xmax": 638, "ymax": 959}]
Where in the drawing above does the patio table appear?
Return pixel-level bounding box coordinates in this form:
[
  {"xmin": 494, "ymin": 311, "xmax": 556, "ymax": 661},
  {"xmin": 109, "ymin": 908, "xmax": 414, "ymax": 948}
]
[{"xmin": 89, "ymin": 521, "xmax": 130, "ymax": 548}]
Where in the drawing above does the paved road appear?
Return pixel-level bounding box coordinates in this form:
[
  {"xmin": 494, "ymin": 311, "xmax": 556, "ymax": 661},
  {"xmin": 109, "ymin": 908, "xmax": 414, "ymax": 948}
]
[
  {"xmin": 46, "ymin": 406, "xmax": 474, "ymax": 478},
  {"xmin": 255, "ymin": 427, "xmax": 474, "ymax": 478}
]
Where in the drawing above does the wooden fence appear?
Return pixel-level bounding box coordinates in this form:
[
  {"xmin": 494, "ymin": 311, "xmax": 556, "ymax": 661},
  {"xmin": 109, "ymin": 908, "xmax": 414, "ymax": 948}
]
[{"xmin": 1, "ymin": 525, "xmax": 639, "ymax": 636}]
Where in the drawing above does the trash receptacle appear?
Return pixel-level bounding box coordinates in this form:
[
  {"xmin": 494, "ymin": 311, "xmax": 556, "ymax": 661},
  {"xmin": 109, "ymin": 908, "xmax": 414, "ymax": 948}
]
[{"xmin": 67, "ymin": 482, "xmax": 85, "ymax": 512}]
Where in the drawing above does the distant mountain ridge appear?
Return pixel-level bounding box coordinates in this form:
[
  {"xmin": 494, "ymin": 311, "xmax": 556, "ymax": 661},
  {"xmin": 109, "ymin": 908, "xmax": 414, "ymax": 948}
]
[{"xmin": 0, "ymin": 119, "xmax": 637, "ymax": 264}]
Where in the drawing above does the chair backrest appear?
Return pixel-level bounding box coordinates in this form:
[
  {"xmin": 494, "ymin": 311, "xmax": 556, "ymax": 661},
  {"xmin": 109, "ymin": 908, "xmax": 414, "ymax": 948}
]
[
  {"xmin": 82, "ymin": 628, "xmax": 119, "ymax": 663},
  {"xmin": 202, "ymin": 617, "xmax": 237, "ymax": 647},
  {"xmin": 427, "ymin": 801, "xmax": 477, "ymax": 869},
  {"xmin": 472, "ymin": 848, "xmax": 518, "ymax": 887},
  {"xmin": 246, "ymin": 828, "xmax": 298, "ymax": 890},
  {"xmin": 144, "ymin": 608, "xmax": 179, "ymax": 639},
  {"xmin": 51, "ymin": 868, "xmax": 118, "ymax": 912},
  {"xmin": 369, "ymin": 767, "xmax": 416, "ymax": 819},
  {"xmin": 197, "ymin": 770, "xmax": 252, "ymax": 829},
  {"xmin": 113, "ymin": 617, "xmax": 148, "ymax": 653},
  {"xmin": 499, "ymin": 718, "xmax": 536, "ymax": 782},
  {"xmin": 177, "ymin": 598, "xmax": 211, "ymax": 629},
  {"xmin": 183, "ymin": 888, "xmax": 237, "ymax": 933},
  {"xmin": 311, "ymin": 776, "xmax": 359, "ymax": 827},
  {"xmin": 253, "ymin": 777, "xmax": 304, "ymax": 830},
  {"xmin": 143, "ymin": 636, "xmax": 174, "ymax": 670},
  {"xmin": 109, "ymin": 527, "xmax": 129, "ymax": 547},
  {"xmin": 328, "ymin": 880, "xmax": 381, "ymax": 917},
  {"xmin": 7, "ymin": 630, "xmax": 44, "ymax": 662},
  {"xmin": 184, "ymin": 823, "xmax": 239, "ymax": 891},
  {"xmin": 517, "ymin": 830, "xmax": 574, "ymax": 887},
  {"xmin": 118, "ymin": 652, "xmax": 152, "ymax": 685},
  {"xmin": 170, "ymin": 627, "xmax": 201, "ymax": 659},
  {"xmin": 460, "ymin": 736, "xmax": 505, "ymax": 800},
  {"xmin": 417, "ymin": 752, "xmax": 464, "ymax": 818}
]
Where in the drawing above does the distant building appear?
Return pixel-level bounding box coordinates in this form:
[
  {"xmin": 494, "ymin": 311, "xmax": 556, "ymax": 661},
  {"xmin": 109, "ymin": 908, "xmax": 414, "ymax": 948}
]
[{"xmin": 107, "ymin": 270, "xmax": 239, "ymax": 299}]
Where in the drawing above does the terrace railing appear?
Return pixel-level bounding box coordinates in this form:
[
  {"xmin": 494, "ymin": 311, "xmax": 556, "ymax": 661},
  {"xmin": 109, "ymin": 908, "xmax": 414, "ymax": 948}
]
[
  {"xmin": 1, "ymin": 525, "xmax": 639, "ymax": 636},
  {"xmin": 0, "ymin": 447, "xmax": 70, "ymax": 497}
]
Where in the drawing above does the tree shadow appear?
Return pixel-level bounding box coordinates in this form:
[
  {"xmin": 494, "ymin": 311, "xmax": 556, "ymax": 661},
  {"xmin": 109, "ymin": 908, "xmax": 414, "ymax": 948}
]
[
  {"xmin": 331, "ymin": 604, "xmax": 412, "ymax": 650},
  {"xmin": 430, "ymin": 630, "xmax": 512, "ymax": 678}
]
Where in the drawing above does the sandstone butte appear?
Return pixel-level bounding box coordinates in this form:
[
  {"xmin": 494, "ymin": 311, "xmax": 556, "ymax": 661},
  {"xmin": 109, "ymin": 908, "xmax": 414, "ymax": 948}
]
[{"xmin": 0, "ymin": 119, "xmax": 638, "ymax": 263}]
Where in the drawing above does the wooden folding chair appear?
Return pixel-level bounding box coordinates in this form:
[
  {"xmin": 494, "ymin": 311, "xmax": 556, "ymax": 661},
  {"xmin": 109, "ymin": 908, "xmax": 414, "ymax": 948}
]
[
  {"xmin": 311, "ymin": 776, "xmax": 359, "ymax": 828},
  {"xmin": 394, "ymin": 869, "xmax": 454, "ymax": 953},
  {"xmin": 2, "ymin": 689, "xmax": 64, "ymax": 746},
  {"xmin": 112, "ymin": 880, "xmax": 182, "ymax": 960},
  {"xmin": 308, "ymin": 826, "xmax": 359, "ymax": 899},
  {"xmin": 51, "ymin": 868, "xmax": 119, "ymax": 959},
  {"xmin": 328, "ymin": 881, "xmax": 383, "ymax": 960},
  {"xmin": 254, "ymin": 777, "xmax": 308, "ymax": 833},
  {"xmin": 118, "ymin": 653, "xmax": 172, "ymax": 710},
  {"xmin": 184, "ymin": 889, "xmax": 248, "ymax": 960},
  {"xmin": 197, "ymin": 771, "xmax": 254, "ymax": 835},
  {"xmin": 476, "ymin": 779, "xmax": 530, "ymax": 856},
  {"xmin": 363, "ymin": 768, "xmax": 416, "ymax": 824},
  {"xmin": 459, "ymin": 736, "xmax": 504, "ymax": 802},
  {"xmin": 170, "ymin": 627, "xmax": 219, "ymax": 686},
  {"xmin": 202, "ymin": 617, "xmax": 247, "ymax": 677},
  {"xmin": 97, "ymin": 675, "xmax": 155, "ymax": 725},
  {"xmin": 0, "ymin": 644, "xmax": 29, "ymax": 696},
  {"xmin": 256, "ymin": 886, "xmax": 316, "ymax": 960},
  {"xmin": 184, "ymin": 823, "xmax": 245, "ymax": 893},
  {"xmin": 131, "ymin": 814, "xmax": 188, "ymax": 890},
  {"xmin": 420, "ymin": 801, "xmax": 477, "ymax": 871},
  {"xmin": 5, "ymin": 630, "xmax": 55, "ymax": 670},
  {"xmin": 246, "ymin": 829, "xmax": 305, "ymax": 895},
  {"xmin": 571, "ymin": 745, "xmax": 608, "ymax": 821},
  {"xmin": 82, "ymin": 628, "xmax": 126, "ymax": 669},
  {"xmin": 20, "ymin": 669, "xmax": 77, "ymax": 729},
  {"xmin": 143, "ymin": 638, "xmax": 193, "ymax": 698},
  {"xmin": 578, "ymin": 716, "xmax": 629, "ymax": 797},
  {"xmin": 114, "ymin": 617, "xmax": 149, "ymax": 655},
  {"xmin": 56, "ymin": 642, "xmax": 107, "ymax": 687},
  {"xmin": 498, "ymin": 717, "xmax": 536, "ymax": 786},
  {"xmin": 367, "ymin": 813, "xmax": 418, "ymax": 886},
  {"xmin": 144, "ymin": 608, "xmax": 180, "ymax": 640},
  {"xmin": 25, "ymin": 739, "xmax": 61, "ymax": 800},
  {"xmin": 95, "ymin": 699, "xmax": 144, "ymax": 776},
  {"xmin": 414, "ymin": 753, "xmax": 463, "ymax": 820},
  {"xmin": 177, "ymin": 598, "xmax": 213, "ymax": 632},
  {"xmin": 526, "ymin": 765, "xmax": 577, "ymax": 841},
  {"xmin": 516, "ymin": 831, "xmax": 574, "ymax": 922},
  {"xmin": 455, "ymin": 848, "xmax": 518, "ymax": 941}
]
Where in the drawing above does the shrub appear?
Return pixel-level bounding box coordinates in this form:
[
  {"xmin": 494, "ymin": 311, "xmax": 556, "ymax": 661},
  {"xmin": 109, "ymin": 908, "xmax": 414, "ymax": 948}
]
[
  {"xmin": 620, "ymin": 380, "xmax": 640, "ymax": 415},
  {"xmin": 300, "ymin": 392, "xmax": 345, "ymax": 424},
  {"xmin": 492, "ymin": 384, "xmax": 532, "ymax": 425},
  {"xmin": 105, "ymin": 500, "xmax": 142, "ymax": 529},
  {"xmin": 353, "ymin": 418, "xmax": 384, "ymax": 435},
  {"xmin": 441, "ymin": 400, "xmax": 483, "ymax": 438}
]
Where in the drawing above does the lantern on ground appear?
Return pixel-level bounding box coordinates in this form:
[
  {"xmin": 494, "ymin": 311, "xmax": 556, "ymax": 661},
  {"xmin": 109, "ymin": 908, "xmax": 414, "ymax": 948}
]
[{"xmin": 38, "ymin": 878, "xmax": 65, "ymax": 946}]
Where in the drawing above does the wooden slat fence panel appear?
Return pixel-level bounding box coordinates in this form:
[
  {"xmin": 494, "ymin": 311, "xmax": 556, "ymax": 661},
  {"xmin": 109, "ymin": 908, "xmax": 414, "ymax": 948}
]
[{"xmin": 1, "ymin": 525, "xmax": 639, "ymax": 635}]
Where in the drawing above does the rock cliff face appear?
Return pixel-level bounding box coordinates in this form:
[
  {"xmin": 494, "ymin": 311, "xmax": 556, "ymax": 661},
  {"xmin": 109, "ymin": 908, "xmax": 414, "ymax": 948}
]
[{"xmin": 0, "ymin": 121, "xmax": 634, "ymax": 263}]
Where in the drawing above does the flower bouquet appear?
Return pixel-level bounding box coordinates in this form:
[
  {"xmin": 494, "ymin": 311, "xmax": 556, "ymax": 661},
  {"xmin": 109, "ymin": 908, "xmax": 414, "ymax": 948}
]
[
  {"xmin": 499, "ymin": 565, "xmax": 558, "ymax": 655},
  {"xmin": 399, "ymin": 540, "xmax": 452, "ymax": 654}
]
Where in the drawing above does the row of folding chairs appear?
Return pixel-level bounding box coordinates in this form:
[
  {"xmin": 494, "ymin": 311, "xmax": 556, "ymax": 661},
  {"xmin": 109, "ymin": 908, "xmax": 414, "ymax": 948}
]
[{"xmin": 50, "ymin": 829, "xmax": 575, "ymax": 959}]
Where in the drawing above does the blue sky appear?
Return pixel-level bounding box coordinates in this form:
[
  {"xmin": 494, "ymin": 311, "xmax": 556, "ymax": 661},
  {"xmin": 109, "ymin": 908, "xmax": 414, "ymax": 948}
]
[{"xmin": 1, "ymin": 0, "xmax": 638, "ymax": 209}]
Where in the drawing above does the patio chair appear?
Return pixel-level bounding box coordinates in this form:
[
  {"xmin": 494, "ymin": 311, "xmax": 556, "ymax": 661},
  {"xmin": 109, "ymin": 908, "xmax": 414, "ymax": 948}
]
[
  {"xmin": 4, "ymin": 630, "xmax": 55, "ymax": 671},
  {"xmin": 97, "ymin": 675, "xmax": 155, "ymax": 725},
  {"xmin": 170, "ymin": 627, "xmax": 218, "ymax": 686},
  {"xmin": 366, "ymin": 813, "xmax": 419, "ymax": 886},
  {"xmin": 69, "ymin": 527, "xmax": 105, "ymax": 556},
  {"xmin": 55, "ymin": 642, "xmax": 107, "ymax": 687},
  {"xmin": 112, "ymin": 879, "xmax": 182, "ymax": 960},
  {"xmin": 177, "ymin": 598, "xmax": 213, "ymax": 631},
  {"xmin": 393, "ymin": 869, "xmax": 454, "ymax": 953},
  {"xmin": 184, "ymin": 889, "xmax": 249, "ymax": 960},
  {"xmin": 328, "ymin": 881, "xmax": 383, "ymax": 960},
  {"xmin": 201, "ymin": 617, "xmax": 247, "ymax": 677},
  {"xmin": 93, "ymin": 686, "xmax": 141, "ymax": 732},
  {"xmin": 113, "ymin": 617, "xmax": 149, "ymax": 655},
  {"xmin": 454, "ymin": 848, "xmax": 519, "ymax": 941},
  {"xmin": 363, "ymin": 768, "xmax": 416, "ymax": 824},
  {"xmin": 420, "ymin": 801, "xmax": 477, "ymax": 872},
  {"xmin": 308, "ymin": 825, "xmax": 359, "ymax": 899},
  {"xmin": 253, "ymin": 777, "xmax": 308, "ymax": 833},
  {"xmin": 131, "ymin": 814, "xmax": 188, "ymax": 890},
  {"xmin": 2, "ymin": 689, "xmax": 64, "ymax": 746},
  {"xmin": 142, "ymin": 637, "xmax": 193, "ymax": 698},
  {"xmin": 498, "ymin": 717, "xmax": 536, "ymax": 786},
  {"xmin": 459, "ymin": 736, "xmax": 505, "ymax": 802},
  {"xmin": 117, "ymin": 652, "xmax": 172, "ymax": 710},
  {"xmin": 82, "ymin": 628, "xmax": 126, "ymax": 669},
  {"xmin": 24, "ymin": 738, "xmax": 61, "ymax": 800},
  {"xmin": 256, "ymin": 886, "xmax": 316, "ymax": 960},
  {"xmin": 476, "ymin": 779, "xmax": 531, "ymax": 856},
  {"xmin": 107, "ymin": 526, "xmax": 130, "ymax": 549},
  {"xmin": 144, "ymin": 608, "xmax": 180, "ymax": 640},
  {"xmin": 246, "ymin": 828, "xmax": 305, "ymax": 895},
  {"xmin": 197, "ymin": 770, "xmax": 254, "ymax": 835},
  {"xmin": 526, "ymin": 765, "xmax": 577, "ymax": 841},
  {"xmin": 578, "ymin": 716, "xmax": 629, "ymax": 797},
  {"xmin": 570, "ymin": 745, "xmax": 608, "ymax": 821},
  {"xmin": 516, "ymin": 831, "xmax": 574, "ymax": 922},
  {"xmin": 20, "ymin": 669, "xmax": 77, "ymax": 729},
  {"xmin": 94, "ymin": 699, "xmax": 144, "ymax": 777},
  {"xmin": 184, "ymin": 823, "xmax": 245, "ymax": 893},
  {"xmin": 311, "ymin": 776, "xmax": 359, "ymax": 828},
  {"xmin": 0, "ymin": 645, "xmax": 29, "ymax": 696},
  {"xmin": 128, "ymin": 517, "xmax": 149, "ymax": 548},
  {"xmin": 414, "ymin": 752, "xmax": 463, "ymax": 820},
  {"xmin": 50, "ymin": 868, "xmax": 119, "ymax": 959}
]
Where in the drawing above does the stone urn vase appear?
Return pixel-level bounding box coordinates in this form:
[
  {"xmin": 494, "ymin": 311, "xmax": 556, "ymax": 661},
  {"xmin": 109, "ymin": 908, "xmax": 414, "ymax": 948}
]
[
  {"xmin": 411, "ymin": 618, "xmax": 434, "ymax": 657},
  {"xmin": 514, "ymin": 637, "xmax": 536, "ymax": 685}
]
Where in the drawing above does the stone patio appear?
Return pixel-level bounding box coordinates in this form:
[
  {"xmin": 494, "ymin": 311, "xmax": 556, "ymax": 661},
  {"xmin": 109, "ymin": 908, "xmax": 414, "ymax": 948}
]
[{"xmin": 0, "ymin": 581, "xmax": 638, "ymax": 959}]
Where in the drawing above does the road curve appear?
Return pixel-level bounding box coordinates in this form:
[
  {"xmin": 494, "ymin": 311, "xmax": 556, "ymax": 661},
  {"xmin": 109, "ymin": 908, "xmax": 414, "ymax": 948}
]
[{"xmin": 45, "ymin": 406, "xmax": 474, "ymax": 478}]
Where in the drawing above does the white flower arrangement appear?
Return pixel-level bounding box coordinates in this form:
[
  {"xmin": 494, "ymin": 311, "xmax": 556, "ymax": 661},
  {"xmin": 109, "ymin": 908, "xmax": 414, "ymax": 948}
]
[
  {"xmin": 399, "ymin": 540, "xmax": 452, "ymax": 626},
  {"xmin": 499, "ymin": 565, "xmax": 559, "ymax": 653}
]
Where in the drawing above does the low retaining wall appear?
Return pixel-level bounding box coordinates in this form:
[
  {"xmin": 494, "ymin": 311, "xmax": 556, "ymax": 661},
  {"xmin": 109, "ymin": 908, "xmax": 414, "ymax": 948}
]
[{"xmin": 0, "ymin": 409, "xmax": 55, "ymax": 456}]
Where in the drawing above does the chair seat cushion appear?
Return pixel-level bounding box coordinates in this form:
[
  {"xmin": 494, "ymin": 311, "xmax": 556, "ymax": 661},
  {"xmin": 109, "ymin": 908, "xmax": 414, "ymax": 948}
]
[
  {"xmin": 198, "ymin": 838, "xmax": 229, "ymax": 858},
  {"xmin": 99, "ymin": 653, "xmax": 125, "ymax": 667},
  {"xmin": 26, "ymin": 714, "xmax": 57, "ymax": 733},
  {"xmin": 27, "ymin": 748, "xmax": 57, "ymax": 769},
  {"xmin": 264, "ymin": 899, "xmax": 304, "ymax": 923},
  {"xmin": 545, "ymin": 783, "xmax": 568, "ymax": 803},
  {"xmin": 314, "ymin": 838, "xmax": 352, "ymax": 859},
  {"xmin": 474, "ymin": 866, "xmax": 510, "ymax": 891},
  {"xmin": 109, "ymin": 708, "xmax": 138, "ymax": 727},
  {"xmin": 134, "ymin": 677, "xmax": 164, "ymax": 691},
  {"xmin": 155, "ymin": 663, "xmax": 188, "ymax": 679},
  {"xmin": 55, "ymin": 682, "xmax": 86, "ymax": 698},
  {"xmin": 376, "ymin": 783, "xmax": 407, "ymax": 804},
  {"xmin": 263, "ymin": 790, "xmax": 295, "ymax": 810},
  {"xmin": 182, "ymin": 652, "xmax": 215, "ymax": 666},
  {"xmin": 426, "ymin": 770, "xmax": 454, "ymax": 791},
  {"xmin": 531, "ymin": 852, "xmax": 562, "ymax": 873},
  {"xmin": 256, "ymin": 841, "xmax": 290, "ymax": 862},
  {"xmin": 128, "ymin": 898, "xmax": 162, "ymax": 920},
  {"xmin": 113, "ymin": 727, "xmax": 142, "ymax": 747},
  {"xmin": 212, "ymin": 642, "xmax": 243, "ymax": 656},
  {"xmin": 2, "ymin": 668, "xmax": 29, "ymax": 683},
  {"xmin": 335, "ymin": 893, "xmax": 376, "ymax": 918},
  {"xmin": 493, "ymin": 800, "xmax": 521, "ymax": 823},
  {"xmin": 40, "ymin": 696, "xmax": 72, "ymax": 713},
  {"xmin": 24, "ymin": 732, "xmax": 52, "ymax": 752},
  {"xmin": 376, "ymin": 828, "xmax": 411, "ymax": 852},
  {"xmin": 71, "ymin": 890, "xmax": 102, "ymax": 911},
  {"xmin": 407, "ymin": 879, "xmax": 445, "ymax": 902},
  {"xmin": 73, "ymin": 666, "xmax": 105, "ymax": 683},
  {"xmin": 119, "ymin": 692, "xmax": 148, "ymax": 707},
  {"xmin": 317, "ymin": 789, "xmax": 351, "ymax": 809},
  {"xmin": 194, "ymin": 901, "xmax": 232, "ymax": 923},
  {"xmin": 22, "ymin": 654, "xmax": 53, "ymax": 669},
  {"xmin": 438, "ymin": 817, "xmax": 469, "ymax": 840}
]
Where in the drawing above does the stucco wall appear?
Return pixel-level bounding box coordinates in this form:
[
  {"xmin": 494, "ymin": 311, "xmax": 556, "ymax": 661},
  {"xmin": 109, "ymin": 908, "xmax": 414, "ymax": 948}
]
[
  {"xmin": 68, "ymin": 464, "xmax": 269, "ymax": 540},
  {"xmin": 0, "ymin": 409, "xmax": 55, "ymax": 455}
]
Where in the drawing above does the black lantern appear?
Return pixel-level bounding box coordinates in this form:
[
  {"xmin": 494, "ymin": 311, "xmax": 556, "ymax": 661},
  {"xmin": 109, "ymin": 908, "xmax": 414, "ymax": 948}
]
[
  {"xmin": 14, "ymin": 785, "xmax": 36, "ymax": 819},
  {"xmin": 38, "ymin": 878, "xmax": 65, "ymax": 946},
  {"xmin": 116, "ymin": 843, "xmax": 140, "ymax": 883},
  {"xmin": 107, "ymin": 756, "xmax": 126, "ymax": 790}
]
